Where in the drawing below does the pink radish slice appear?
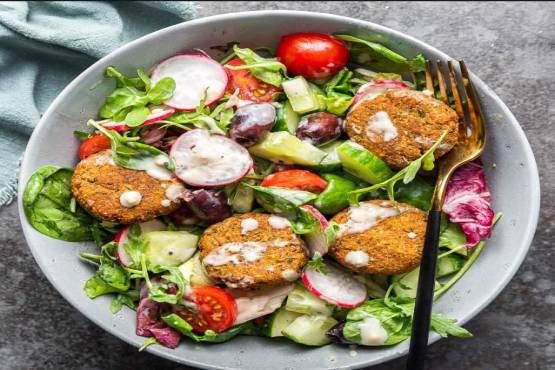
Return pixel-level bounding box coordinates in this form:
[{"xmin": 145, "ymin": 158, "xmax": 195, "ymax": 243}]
[
  {"xmin": 170, "ymin": 129, "xmax": 253, "ymax": 187},
  {"xmin": 102, "ymin": 106, "xmax": 175, "ymax": 132},
  {"xmin": 116, "ymin": 219, "xmax": 166, "ymax": 267},
  {"xmin": 150, "ymin": 54, "xmax": 228, "ymax": 111},
  {"xmin": 350, "ymin": 80, "xmax": 411, "ymax": 110},
  {"xmin": 302, "ymin": 261, "xmax": 367, "ymax": 308},
  {"xmin": 301, "ymin": 205, "xmax": 331, "ymax": 257}
]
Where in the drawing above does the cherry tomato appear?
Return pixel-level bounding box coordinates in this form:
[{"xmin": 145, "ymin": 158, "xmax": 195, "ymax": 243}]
[
  {"xmin": 78, "ymin": 134, "xmax": 111, "ymax": 160},
  {"xmin": 225, "ymin": 57, "xmax": 281, "ymax": 102},
  {"xmin": 277, "ymin": 32, "xmax": 349, "ymax": 80},
  {"xmin": 261, "ymin": 169, "xmax": 328, "ymax": 194},
  {"xmin": 173, "ymin": 286, "xmax": 237, "ymax": 333}
]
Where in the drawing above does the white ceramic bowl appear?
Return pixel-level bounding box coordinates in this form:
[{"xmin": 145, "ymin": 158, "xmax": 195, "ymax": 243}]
[{"xmin": 17, "ymin": 10, "xmax": 540, "ymax": 370}]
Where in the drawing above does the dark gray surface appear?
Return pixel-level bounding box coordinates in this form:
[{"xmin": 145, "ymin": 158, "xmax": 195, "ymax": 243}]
[{"xmin": 1, "ymin": 2, "xmax": 553, "ymax": 369}]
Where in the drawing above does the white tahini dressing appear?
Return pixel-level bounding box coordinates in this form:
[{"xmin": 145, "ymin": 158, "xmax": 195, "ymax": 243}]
[
  {"xmin": 241, "ymin": 218, "xmax": 259, "ymax": 235},
  {"xmin": 339, "ymin": 203, "xmax": 402, "ymax": 237},
  {"xmin": 165, "ymin": 183, "xmax": 185, "ymax": 202},
  {"xmin": 136, "ymin": 155, "xmax": 173, "ymax": 181},
  {"xmin": 160, "ymin": 199, "xmax": 171, "ymax": 207},
  {"xmin": 94, "ymin": 151, "xmax": 115, "ymax": 166},
  {"xmin": 366, "ymin": 111, "xmax": 398, "ymax": 142},
  {"xmin": 232, "ymin": 284, "xmax": 294, "ymax": 325},
  {"xmin": 345, "ymin": 251, "xmax": 370, "ymax": 267},
  {"xmin": 119, "ymin": 191, "xmax": 142, "ymax": 208},
  {"xmin": 281, "ymin": 269, "xmax": 300, "ymax": 282},
  {"xmin": 203, "ymin": 242, "xmax": 266, "ymax": 266},
  {"xmin": 407, "ymin": 232, "xmax": 417, "ymax": 239},
  {"xmin": 268, "ymin": 215, "xmax": 291, "ymax": 229},
  {"xmin": 358, "ymin": 316, "xmax": 389, "ymax": 345}
]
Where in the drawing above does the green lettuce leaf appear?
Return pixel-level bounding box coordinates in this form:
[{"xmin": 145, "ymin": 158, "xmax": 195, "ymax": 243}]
[{"xmin": 226, "ymin": 45, "xmax": 287, "ymax": 87}]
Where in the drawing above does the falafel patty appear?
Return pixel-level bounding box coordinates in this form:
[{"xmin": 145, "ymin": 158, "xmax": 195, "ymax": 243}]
[
  {"xmin": 346, "ymin": 89, "xmax": 459, "ymax": 169},
  {"xmin": 330, "ymin": 200, "xmax": 426, "ymax": 275},
  {"xmin": 199, "ymin": 213, "xmax": 308, "ymax": 290},
  {"xmin": 71, "ymin": 150, "xmax": 182, "ymax": 224}
]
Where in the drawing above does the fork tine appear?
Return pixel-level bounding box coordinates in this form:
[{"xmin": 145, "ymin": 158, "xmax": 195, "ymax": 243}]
[
  {"xmin": 447, "ymin": 61, "xmax": 467, "ymax": 139},
  {"xmin": 425, "ymin": 60, "xmax": 435, "ymax": 94},
  {"xmin": 459, "ymin": 60, "xmax": 485, "ymax": 140},
  {"xmin": 435, "ymin": 60, "xmax": 449, "ymax": 105}
]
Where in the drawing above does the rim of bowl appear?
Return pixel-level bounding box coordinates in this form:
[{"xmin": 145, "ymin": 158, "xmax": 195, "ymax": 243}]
[{"xmin": 17, "ymin": 10, "xmax": 540, "ymax": 370}]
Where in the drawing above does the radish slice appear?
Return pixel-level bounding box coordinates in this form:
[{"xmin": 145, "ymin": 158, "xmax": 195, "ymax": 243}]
[
  {"xmin": 116, "ymin": 219, "xmax": 166, "ymax": 267},
  {"xmin": 102, "ymin": 106, "xmax": 175, "ymax": 132},
  {"xmin": 302, "ymin": 261, "xmax": 367, "ymax": 308},
  {"xmin": 350, "ymin": 80, "xmax": 411, "ymax": 111},
  {"xmin": 301, "ymin": 205, "xmax": 332, "ymax": 257},
  {"xmin": 170, "ymin": 129, "xmax": 252, "ymax": 187},
  {"xmin": 151, "ymin": 54, "xmax": 228, "ymax": 111}
]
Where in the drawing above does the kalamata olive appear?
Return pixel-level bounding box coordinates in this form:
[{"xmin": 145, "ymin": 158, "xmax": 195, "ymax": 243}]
[
  {"xmin": 169, "ymin": 205, "xmax": 202, "ymax": 226},
  {"xmin": 181, "ymin": 188, "xmax": 232, "ymax": 224},
  {"xmin": 229, "ymin": 103, "xmax": 276, "ymax": 147},
  {"xmin": 295, "ymin": 112, "xmax": 343, "ymax": 146}
]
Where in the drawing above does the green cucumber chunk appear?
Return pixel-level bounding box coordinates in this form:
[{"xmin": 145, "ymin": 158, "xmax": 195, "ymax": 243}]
[
  {"xmin": 282, "ymin": 315, "xmax": 338, "ymax": 346},
  {"xmin": 392, "ymin": 267, "xmax": 440, "ymax": 298},
  {"xmin": 144, "ymin": 231, "xmax": 198, "ymax": 267},
  {"xmin": 311, "ymin": 140, "xmax": 344, "ymax": 172},
  {"xmin": 314, "ymin": 173, "xmax": 358, "ymax": 215},
  {"xmin": 266, "ymin": 306, "xmax": 302, "ymax": 337},
  {"xmin": 249, "ymin": 131, "xmax": 327, "ymax": 166},
  {"xmin": 285, "ymin": 285, "xmax": 334, "ymax": 316},
  {"xmin": 178, "ymin": 252, "xmax": 213, "ymax": 286},
  {"xmin": 337, "ymin": 141, "xmax": 393, "ymax": 184},
  {"xmin": 282, "ymin": 77, "xmax": 320, "ymax": 114},
  {"xmin": 274, "ymin": 101, "xmax": 300, "ymax": 134},
  {"xmin": 437, "ymin": 254, "xmax": 465, "ymax": 278}
]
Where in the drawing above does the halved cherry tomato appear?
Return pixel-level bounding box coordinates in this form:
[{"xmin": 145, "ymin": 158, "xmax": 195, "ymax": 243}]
[
  {"xmin": 225, "ymin": 57, "xmax": 281, "ymax": 102},
  {"xmin": 78, "ymin": 134, "xmax": 111, "ymax": 160},
  {"xmin": 277, "ymin": 33, "xmax": 349, "ymax": 80},
  {"xmin": 173, "ymin": 286, "xmax": 237, "ymax": 333},
  {"xmin": 261, "ymin": 169, "xmax": 328, "ymax": 194}
]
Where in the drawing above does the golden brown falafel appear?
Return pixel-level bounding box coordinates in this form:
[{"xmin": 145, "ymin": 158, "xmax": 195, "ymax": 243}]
[
  {"xmin": 346, "ymin": 89, "xmax": 459, "ymax": 169},
  {"xmin": 199, "ymin": 213, "xmax": 308, "ymax": 290},
  {"xmin": 330, "ymin": 200, "xmax": 427, "ymax": 275},
  {"xmin": 70, "ymin": 150, "xmax": 182, "ymax": 224}
]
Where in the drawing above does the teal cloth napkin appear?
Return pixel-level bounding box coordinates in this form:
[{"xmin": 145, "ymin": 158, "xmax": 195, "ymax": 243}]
[{"xmin": 0, "ymin": 1, "xmax": 197, "ymax": 206}]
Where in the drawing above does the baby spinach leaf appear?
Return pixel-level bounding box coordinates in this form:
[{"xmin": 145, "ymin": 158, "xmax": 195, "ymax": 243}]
[
  {"xmin": 226, "ymin": 45, "xmax": 287, "ymax": 87},
  {"xmin": 110, "ymin": 291, "xmax": 139, "ymax": 314},
  {"xmin": 162, "ymin": 313, "xmax": 248, "ymax": 342},
  {"xmin": 336, "ymin": 35, "xmax": 426, "ymax": 73},
  {"xmin": 84, "ymin": 275, "xmax": 120, "ymax": 299},
  {"xmin": 124, "ymin": 106, "xmax": 151, "ymax": 127},
  {"xmin": 146, "ymin": 77, "xmax": 176, "ymax": 104},
  {"xmin": 23, "ymin": 166, "xmax": 94, "ymax": 241},
  {"xmin": 98, "ymin": 263, "xmax": 130, "ymax": 291}
]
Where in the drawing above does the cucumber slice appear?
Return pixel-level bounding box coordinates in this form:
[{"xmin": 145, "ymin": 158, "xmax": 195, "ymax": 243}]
[
  {"xmin": 311, "ymin": 140, "xmax": 345, "ymax": 172},
  {"xmin": 178, "ymin": 252, "xmax": 213, "ymax": 286},
  {"xmin": 266, "ymin": 306, "xmax": 302, "ymax": 337},
  {"xmin": 274, "ymin": 101, "xmax": 300, "ymax": 134},
  {"xmin": 285, "ymin": 285, "xmax": 333, "ymax": 316},
  {"xmin": 144, "ymin": 231, "xmax": 199, "ymax": 267},
  {"xmin": 437, "ymin": 254, "xmax": 465, "ymax": 278},
  {"xmin": 282, "ymin": 315, "xmax": 337, "ymax": 346},
  {"xmin": 249, "ymin": 132, "xmax": 327, "ymax": 166},
  {"xmin": 337, "ymin": 141, "xmax": 394, "ymax": 184},
  {"xmin": 282, "ymin": 77, "xmax": 320, "ymax": 114},
  {"xmin": 392, "ymin": 268, "xmax": 440, "ymax": 298}
]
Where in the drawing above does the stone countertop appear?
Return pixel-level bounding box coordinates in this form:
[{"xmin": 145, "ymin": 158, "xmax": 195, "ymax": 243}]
[{"xmin": 1, "ymin": 2, "xmax": 553, "ymax": 369}]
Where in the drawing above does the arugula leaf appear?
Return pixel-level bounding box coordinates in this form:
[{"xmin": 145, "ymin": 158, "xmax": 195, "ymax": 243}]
[
  {"xmin": 84, "ymin": 275, "xmax": 120, "ymax": 298},
  {"xmin": 225, "ymin": 45, "xmax": 287, "ymax": 87},
  {"xmin": 23, "ymin": 166, "xmax": 94, "ymax": 241},
  {"xmin": 138, "ymin": 337, "xmax": 158, "ymax": 352},
  {"xmin": 99, "ymin": 67, "xmax": 176, "ymax": 126},
  {"xmin": 336, "ymin": 35, "xmax": 426, "ymax": 73},
  {"xmin": 110, "ymin": 291, "xmax": 139, "ymax": 314},
  {"xmin": 430, "ymin": 315, "xmax": 472, "ymax": 338},
  {"xmin": 162, "ymin": 313, "xmax": 248, "ymax": 342},
  {"xmin": 348, "ymin": 131, "xmax": 447, "ymax": 204},
  {"xmin": 73, "ymin": 130, "xmax": 91, "ymax": 140},
  {"xmin": 167, "ymin": 98, "xmax": 232, "ymax": 135},
  {"xmin": 141, "ymin": 256, "xmax": 186, "ymax": 304}
]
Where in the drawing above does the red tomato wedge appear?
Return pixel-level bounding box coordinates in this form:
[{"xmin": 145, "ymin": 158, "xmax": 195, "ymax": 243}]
[
  {"xmin": 277, "ymin": 32, "xmax": 349, "ymax": 80},
  {"xmin": 78, "ymin": 134, "xmax": 111, "ymax": 160},
  {"xmin": 225, "ymin": 57, "xmax": 281, "ymax": 102},
  {"xmin": 261, "ymin": 169, "xmax": 328, "ymax": 194},
  {"xmin": 173, "ymin": 286, "xmax": 237, "ymax": 333}
]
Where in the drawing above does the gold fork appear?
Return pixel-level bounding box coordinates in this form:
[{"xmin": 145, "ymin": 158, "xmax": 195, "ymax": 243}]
[{"xmin": 406, "ymin": 60, "xmax": 487, "ymax": 370}]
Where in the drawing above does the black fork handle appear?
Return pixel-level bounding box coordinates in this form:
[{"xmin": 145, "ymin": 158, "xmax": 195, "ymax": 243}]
[{"xmin": 405, "ymin": 210, "xmax": 442, "ymax": 370}]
